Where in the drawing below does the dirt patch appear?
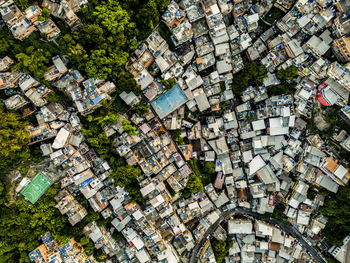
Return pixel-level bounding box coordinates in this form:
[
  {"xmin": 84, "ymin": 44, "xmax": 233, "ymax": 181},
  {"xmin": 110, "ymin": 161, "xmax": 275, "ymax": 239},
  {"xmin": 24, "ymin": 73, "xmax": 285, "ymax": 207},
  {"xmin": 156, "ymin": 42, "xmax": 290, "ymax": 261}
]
[{"xmin": 313, "ymin": 104, "xmax": 330, "ymax": 131}]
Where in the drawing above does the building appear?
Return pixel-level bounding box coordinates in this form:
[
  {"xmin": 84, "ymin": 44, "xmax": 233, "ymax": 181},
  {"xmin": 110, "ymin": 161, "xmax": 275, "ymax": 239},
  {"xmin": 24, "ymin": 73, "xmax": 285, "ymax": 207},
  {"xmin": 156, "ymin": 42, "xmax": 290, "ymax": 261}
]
[
  {"xmin": 55, "ymin": 190, "xmax": 87, "ymax": 226},
  {"xmin": 333, "ymin": 37, "xmax": 350, "ymax": 62},
  {"xmin": 328, "ymin": 235, "xmax": 350, "ymax": 263},
  {"xmin": 29, "ymin": 232, "xmax": 97, "ymax": 263},
  {"xmin": 327, "ymin": 62, "xmax": 350, "ymax": 90}
]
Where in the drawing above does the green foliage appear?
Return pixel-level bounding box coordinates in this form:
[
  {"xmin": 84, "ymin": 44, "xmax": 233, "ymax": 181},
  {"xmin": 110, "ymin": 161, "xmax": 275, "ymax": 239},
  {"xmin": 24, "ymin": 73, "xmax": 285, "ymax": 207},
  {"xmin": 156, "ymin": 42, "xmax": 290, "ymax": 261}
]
[
  {"xmin": 134, "ymin": 0, "xmax": 159, "ymax": 39},
  {"xmin": 322, "ymin": 106, "xmax": 341, "ymax": 138},
  {"xmin": 92, "ymin": 111, "xmax": 120, "ymax": 126},
  {"xmin": 170, "ymin": 129, "xmax": 185, "ymax": 145},
  {"xmin": 188, "ymin": 159, "xmax": 216, "ymax": 186},
  {"xmin": 202, "ymin": 161, "xmax": 216, "ymax": 175},
  {"xmin": 38, "ymin": 7, "xmax": 50, "ymax": 21},
  {"xmin": 320, "ymin": 186, "xmax": 350, "ymax": 246},
  {"xmin": 0, "ymin": 107, "xmax": 31, "ymax": 176},
  {"xmin": 116, "ymin": 72, "xmax": 141, "ymax": 95},
  {"xmin": 68, "ymin": 44, "xmax": 89, "ymax": 71},
  {"xmin": 185, "ymin": 173, "xmax": 203, "ymax": 195},
  {"xmin": 266, "ymin": 203, "xmax": 289, "ymax": 224},
  {"xmin": 276, "ymin": 66, "xmax": 298, "ymax": 81},
  {"xmin": 14, "ymin": 47, "xmax": 51, "ymax": 79},
  {"xmin": 212, "ymin": 237, "xmax": 233, "ymax": 263},
  {"xmin": 132, "ymin": 102, "xmax": 150, "ymax": 115},
  {"xmin": 93, "ymin": 0, "xmax": 134, "ymax": 38},
  {"xmin": 14, "ymin": 0, "xmax": 29, "ymax": 9},
  {"xmin": 231, "ymin": 62, "xmax": 267, "ymax": 95},
  {"xmin": 268, "ymin": 82, "xmax": 295, "ymax": 95},
  {"xmin": 264, "ymin": 6, "xmax": 285, "ymax": 24},
  {"xmin": 85, "ymin": 208, "xmax": 100, "ymax": 223},
  {"xmin": 0, "ymin": 185, "xmax": 78, "ymax": 262},
  {"xmin": 159, "ymin": 22, "xmax": 175, "ymax": 50},
  {"xmin": 111, "ymin": 231, "xmax": 124, "ymax": 242},
  {"xmin": 41, "ymin": 7, "xmax": 51, "ymax": 19},
  {"xmin": 110, "ymin": 165, "xmax": 141, "ymax": 187},
  {"xmin": 268, "ymin": 66, "xmax": 298, "ymax": 95},
  {"xmin": 307, "ymin": 187, "xmax": 318, "ymax": 200},
  {"xmin": 76, "ymin": 24, "xmax": 105, "ymax": 48},
  {"xmin": 85, "ymin": 49, "xmax": 128, "ymax": 79},
  {"xmin": 325, "ymin": 256, "xmax": 337, "ymax": 263},
  {"xmin": 122, "ymin": 120, "xmax": 137, "ymax": 135},
  {"xmin": 81, "ymin": 125, "xmax": 111, "ymax": 157},
  {"xmin": 161, "ymin": 78, "xmax": 176, "ymax": 90},
  {"xmin": 0, "ymin": 181, "xmax": 4, "ymax": 196}
]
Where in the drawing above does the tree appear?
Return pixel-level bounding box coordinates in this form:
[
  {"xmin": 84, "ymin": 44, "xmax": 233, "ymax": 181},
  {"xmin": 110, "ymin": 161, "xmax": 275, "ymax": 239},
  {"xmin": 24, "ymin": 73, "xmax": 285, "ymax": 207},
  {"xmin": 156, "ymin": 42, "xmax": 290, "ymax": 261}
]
[
  {"xmin": 277, "ymin": 66, "xmax": 298, "ymax": 81},
  {"xmin": 85, "ymin": 49, "xmax": 128, "ymax": 79},
  {"xmin": 116, "ymin": 72, "xmax": 141, "ymax": 95},
  {"xmin": 132, "ymin": 102, "xmax": 150, "ymax": 115},
  {"xmin": 212, "ymin": 239, "xmax": 227, "ymax": 263},
  {"xmin": 0, "ymin": 38, "xmax": 14, "ymax": 54},
  {"xmin": 202, "ymin": 161, "xmax": 216, "ymax": 175},
  {"xmin": 186, "ymin": 174, "xmax": 203, "ymax": 194},
  {"xmin": 231, "ymin": 62, "xmax": 267, "ymax": 95},
  {"xmin": 0, "ymin": 107, "xmax": 30, "ymax": 176},
  {"xmin": 38, "ymin": 7, "xmax": 51, "ymax": 21},
  {"xmin": 161, "ymin": 78, "xmax": 176, "ymax": 90},
  {"xmin": 93, "ymin": 0, "xmax": 135, "ymax": 49},
  {"xmin": 75, "ymin": 24, "xmax": 105, "ymax": 48},
  {"xmin": 14, "ymin": 0, "xmax": 29, "ymax": 9},
  {"xmin": 0, "ymin": 185, "xmax": 77, "ymax": 262},
  {"xmin": 212, "ymin": 237, "xmax": 233, "ymax": 263},
  {"xmin": 110, "ymin": 165, "xmax": 141, "ymax": 187},
  {"xmin": 122, "ymin": 120, "xmax": 137, "ymax": 136},
  {"xmin": 320, "ymin": 186, "xmax": 350, "ymax": 246},
  {"xmin": 58, "ymin": 33, "xmax": 76, "ymax": 52},
  {"xmin": 85, "ymin": 209, "xmax": 100, "ymax": 223},
  {"xmin": 134, "ymin": 0, "xmax": 159, "ymax": 38},
  {"xmin": 15, "ymin": 47, "xmax": 51, "ymax": 79},
  {"xmin": 93, "ymin": 112, "xmax": 120, "ymax": 126},
  {"xmin": 68, "ymin": 44, "xmax": 89, "ymax": 70}
]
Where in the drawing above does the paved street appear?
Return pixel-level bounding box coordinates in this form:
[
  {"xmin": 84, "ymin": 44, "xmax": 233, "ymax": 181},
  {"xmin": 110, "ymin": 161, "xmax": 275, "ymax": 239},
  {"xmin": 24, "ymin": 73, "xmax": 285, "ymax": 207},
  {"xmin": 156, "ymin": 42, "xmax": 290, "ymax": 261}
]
[{"xmin": 189, "ymin": 207, "xmax": 327, "ymax": 263}]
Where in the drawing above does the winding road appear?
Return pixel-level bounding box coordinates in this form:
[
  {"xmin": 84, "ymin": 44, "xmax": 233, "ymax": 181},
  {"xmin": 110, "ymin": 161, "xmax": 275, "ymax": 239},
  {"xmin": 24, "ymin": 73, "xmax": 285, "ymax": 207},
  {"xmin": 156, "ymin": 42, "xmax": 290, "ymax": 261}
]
[{"xmin": 189, "ymin": 207, "xmax": 327, "ymax": 263}]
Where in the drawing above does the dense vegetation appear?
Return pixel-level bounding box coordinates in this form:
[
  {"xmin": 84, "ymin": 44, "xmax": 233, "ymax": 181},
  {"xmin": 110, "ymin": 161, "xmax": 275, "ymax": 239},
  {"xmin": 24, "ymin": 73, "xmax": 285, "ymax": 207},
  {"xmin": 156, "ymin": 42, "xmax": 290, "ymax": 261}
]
[
  {"xmin": 0, "ymin": 0, "xmax": 172, "ymax": 261},
  {"xmin": 231, "ymin": 62, "xmax": 267, "ymax": 95},
  {"xmin": 268, "ymin": 66, "xmax": 298, "ymax": 95},
  {"xmin": 182, "ymin": 159, "xmax": 216, "ymax": 198},
  {"xmin": 263, "ymin": 6, "xmax": 285, "ymax": 25},
  {"xmin": 211, "ymin": 237, "xmax": 234, "ymax": 263},
  {"xmin": 188, "ymin": 159, "xmax": 216, "ymax": 186},
  {"xmin": 2, "ymin": 0, "xmax": 170, "ymax": 80},
  {"xmin": 0, "ymin": 106, "xmax": 33, "ymax": 177},
  {"xmin": 320, "ymin": 186, "xmax": 350, "ymax": 246}
]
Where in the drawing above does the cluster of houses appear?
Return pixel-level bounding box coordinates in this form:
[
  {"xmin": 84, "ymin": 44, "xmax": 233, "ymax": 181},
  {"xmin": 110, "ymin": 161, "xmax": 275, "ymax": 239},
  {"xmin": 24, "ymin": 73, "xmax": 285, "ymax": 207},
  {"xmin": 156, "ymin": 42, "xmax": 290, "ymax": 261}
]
[
  {"xmin": 0, "ymin": 0, "xmax": 86, "ymax": 41},
  {"xmin": 1, "ymin": 55, "xmax": 115, "ymax": 119},
  {"xmin": 119, "ymin": 0, "xmax": 350, "ymax": 262},
  {"xmin": 29, "ymin": 232, "xmax": 97, "ymax": 263},
  {"xmin": 1, "ymin": 0, "xmax": 349, "ymax": 262},
  {"xmin": 198, "ymin": 217, "xmax": 316, "ymax": 262}
]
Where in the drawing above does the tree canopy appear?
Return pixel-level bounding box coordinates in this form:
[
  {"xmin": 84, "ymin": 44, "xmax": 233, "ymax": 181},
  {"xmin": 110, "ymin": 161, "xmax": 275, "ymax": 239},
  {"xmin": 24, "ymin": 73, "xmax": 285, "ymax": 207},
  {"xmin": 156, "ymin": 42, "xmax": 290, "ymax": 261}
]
[
  {"xmin": 0, "ymin": 107, "xmax": 30, "ymax": 176},
  {"xmin": 183, "ymin": 173, "xmax": 203, "ymax": 197},
  {"xmin": 276, "ymin": 66, "xmax": 298, "ymax": 81},
  {"xmin": 320, "ymin": 186, "xmax": 350, "ymax": 246},
  {"xmin": 14, "ymin": 47, "xmax": 51, "ymax": 80},
  {"xmin": 231, "ymin": 62, "xmax": 267, "ymax": 95},
  {"xmin": 110, "ymin": 165, "xmax": 141, "ymax": 187},
  {"xmin": 0, "ymin": 185, "xmax": 75, "ymax": 262},
  {"xmin": 212, "ymin": 237, "xmax": 233, "ymax": 263},
  {"xmin": 161, "ymin": 78, "xmax": 176, "ymax": 90}
]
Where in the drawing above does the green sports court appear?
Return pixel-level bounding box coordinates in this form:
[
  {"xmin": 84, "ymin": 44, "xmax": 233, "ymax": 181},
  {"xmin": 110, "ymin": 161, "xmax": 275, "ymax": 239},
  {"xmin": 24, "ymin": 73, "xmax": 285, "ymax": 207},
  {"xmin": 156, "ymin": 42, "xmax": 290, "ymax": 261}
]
[{"xmin": 21, "ymin": 172, "xmax": 53, "ymax": 204}]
